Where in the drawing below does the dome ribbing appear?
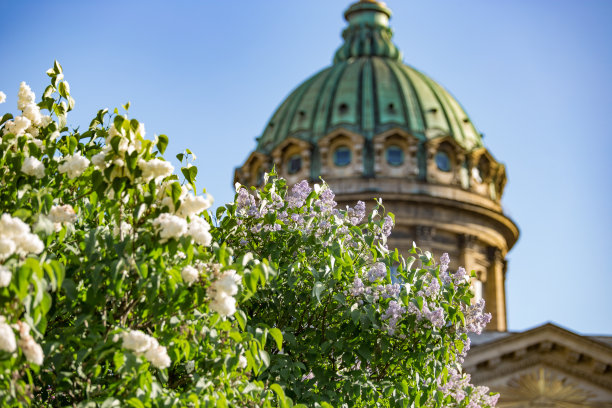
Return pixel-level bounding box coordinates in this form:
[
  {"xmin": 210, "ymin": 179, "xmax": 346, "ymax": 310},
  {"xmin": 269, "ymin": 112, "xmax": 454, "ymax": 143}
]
[{"xmin": 256, "ymin": 0, "xmax": 483, "ymax": 154}]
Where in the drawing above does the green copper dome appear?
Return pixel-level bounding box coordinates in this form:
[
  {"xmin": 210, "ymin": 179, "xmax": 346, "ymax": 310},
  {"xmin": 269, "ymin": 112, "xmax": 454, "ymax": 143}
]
[{"xmin": 256, "ymin": 0, "xmax": 483, "ymax": 154}]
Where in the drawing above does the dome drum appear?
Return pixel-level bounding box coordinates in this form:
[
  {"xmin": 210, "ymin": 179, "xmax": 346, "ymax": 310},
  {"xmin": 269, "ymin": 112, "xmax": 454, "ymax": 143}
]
[{"xmin": 236, "ymin": 129, "xmax": 508, "ymax": 204}]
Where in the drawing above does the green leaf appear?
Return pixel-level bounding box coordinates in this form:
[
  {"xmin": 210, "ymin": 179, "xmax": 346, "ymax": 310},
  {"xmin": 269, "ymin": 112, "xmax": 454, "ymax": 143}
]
[
  {"xmin": 270, "ymin": 384, "xmax": 288, "ymax": 408},
  {"xmin": 157, "ymin": 134, "xmax": 169, "ymax": 154},
  {"xmin": 258, "ymin": 349, "xmax": 270, "ymax": 368},
  {"xmin": 235, "ymin": 310, "xmax": 247, "ymax": 331},
  {"xmin": 312, "ymin": 281, "xmax": 325, "ymax": 303},
  {"xmin": 268, "ymin": 328, "xmax": 283, "ymax": 350},
  {"xmin": 58, "ymin": 81, "xmax": 69, "ymax": 98}
]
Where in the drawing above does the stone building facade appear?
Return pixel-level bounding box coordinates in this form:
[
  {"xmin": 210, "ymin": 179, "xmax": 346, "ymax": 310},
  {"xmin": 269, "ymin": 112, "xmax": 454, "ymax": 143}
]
[{"xmin": 234, "ymin": 0, "xmax": 612, "ymax": 404}]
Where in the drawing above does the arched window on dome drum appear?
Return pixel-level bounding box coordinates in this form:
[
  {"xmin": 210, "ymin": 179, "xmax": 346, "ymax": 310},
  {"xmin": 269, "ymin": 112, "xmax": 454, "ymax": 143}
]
[
  {"xmin": 386, "ymin": 145, "xmax": 404, "ymax": 166},
  {"xmin": 287, "ymin": 154, "xmax": 302, "ymax": 174},
  {"xmin": 333, "ymin": 146, "xmax": 352, "ymax": 166},
  {"xmin": 435, "ymin": 151, "xmax": 452, "ymax": 172}
]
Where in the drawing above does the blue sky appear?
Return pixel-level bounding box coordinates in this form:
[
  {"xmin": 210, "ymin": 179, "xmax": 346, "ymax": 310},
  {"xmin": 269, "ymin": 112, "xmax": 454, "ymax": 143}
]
[{"xmin": 1, "ymin": 0, "xmax": 610, "ymax": 335}]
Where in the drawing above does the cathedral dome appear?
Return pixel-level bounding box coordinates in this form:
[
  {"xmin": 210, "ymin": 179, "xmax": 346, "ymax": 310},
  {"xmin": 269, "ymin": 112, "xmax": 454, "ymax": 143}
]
[
  {"xmin": 257, "ymin": 0, "xmax": 483, "ymax": 154},
  {"xmin": 236, "ymin": 0, "xmax": 519, "ymax": 332}
]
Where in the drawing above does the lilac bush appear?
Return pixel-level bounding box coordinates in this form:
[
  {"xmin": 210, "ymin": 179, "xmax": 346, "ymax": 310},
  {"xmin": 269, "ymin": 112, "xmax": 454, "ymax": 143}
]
[{"xmin": 0, "ymin": 64, "xmax": 498, "ymax": 407}]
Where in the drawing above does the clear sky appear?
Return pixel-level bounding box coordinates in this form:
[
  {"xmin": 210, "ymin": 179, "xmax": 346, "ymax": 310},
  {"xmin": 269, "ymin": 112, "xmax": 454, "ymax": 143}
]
[{"xmin": 1, "ymin": 0, "xmax": 610, "ymax": 335}]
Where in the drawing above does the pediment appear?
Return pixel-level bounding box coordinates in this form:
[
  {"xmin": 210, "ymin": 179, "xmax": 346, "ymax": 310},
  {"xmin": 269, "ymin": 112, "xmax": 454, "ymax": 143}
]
[{"xmin": 464, "ymin": 323, "xmax": 612, "ymax": 405}]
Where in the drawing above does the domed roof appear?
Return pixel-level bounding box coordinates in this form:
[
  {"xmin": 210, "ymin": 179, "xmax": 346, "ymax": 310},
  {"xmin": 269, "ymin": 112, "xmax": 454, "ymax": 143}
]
[{"xmin": 256, "ymin": 0, "xmax": 483, "ymax": 154}]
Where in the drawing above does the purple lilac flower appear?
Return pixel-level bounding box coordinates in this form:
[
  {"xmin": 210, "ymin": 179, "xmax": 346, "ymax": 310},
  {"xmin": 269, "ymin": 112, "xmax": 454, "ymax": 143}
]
[
  {"xmin": 453, "ymin": 267, "xmax": 467, "ymax": 284},
  {"xmin": 380, "ymin": 283, "xmax": 400, "ymax": 299},
  {"xmin": 315, "ymin": 187, "xmax": 337, "ymax": 214},
  {"xmin": 236, "ymin": 188, "xmax": 259, "ymax": 217},
  {"xmin": 382, "ymin": 300, "xmax": 406, "ymax": 335},
  {"xmin": 440, "ymin": 253, "xmax": 450, "ymax": 274},
  {"xmin": 459, "ymin": 299, "xmax": 491, "ymax": 335},
  {"xmin": 287, "ymin": 181, "xmax": 311, "ymax": 208},
  {"xmin": 346, "ymin": 201, "xmax": 366, "ymax": 225},
  {"xmin": 350, "ymin": 277, "xmax": 365, "ymax": 297},
  {"xmin": 380, "ymin": 215, "xmax": 393, "ymax": 238},
  {"xmin": 426, "ymin": 307, "xmax": 445, "ymax": 328},
  {"xmin": 366, "ymin": 262, "xmax": 386, "ymax": 282},
  {"xmin": 425, "ymin": 277, "xmax": 440, "ymax": 297},
  {"xmin": 270, "ymin": 192, "xmax": 284, "ymax": 209}
]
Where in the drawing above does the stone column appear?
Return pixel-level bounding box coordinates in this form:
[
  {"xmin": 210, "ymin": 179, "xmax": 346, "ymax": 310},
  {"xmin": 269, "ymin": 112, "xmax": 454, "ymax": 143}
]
[{"xmin": 486, "ymin": 247, "xmax": 507, "ymax": 332}]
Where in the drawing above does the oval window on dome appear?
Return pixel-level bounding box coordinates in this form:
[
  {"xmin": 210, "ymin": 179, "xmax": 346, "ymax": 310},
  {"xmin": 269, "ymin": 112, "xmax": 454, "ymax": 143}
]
[
  {"xmin": 333, "ymin": 146, "xmax": 352, "ymax": 167},
  {"xmin": 386, "ymin": 145, "xmax": 404, "ymax": 166},
  {"xmin": 435, "ymin": 151, "xmax": 452, "ymax": 172},
  {"xmin": 288, "ymin": 154, "xmax": 302, "ymax": 174}
]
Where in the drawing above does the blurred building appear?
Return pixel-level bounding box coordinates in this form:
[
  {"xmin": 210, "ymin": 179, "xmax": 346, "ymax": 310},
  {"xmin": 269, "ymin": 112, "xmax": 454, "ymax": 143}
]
[{"xmin": 234, "ymin": 1, "xmax": 612, "ymax": 404}]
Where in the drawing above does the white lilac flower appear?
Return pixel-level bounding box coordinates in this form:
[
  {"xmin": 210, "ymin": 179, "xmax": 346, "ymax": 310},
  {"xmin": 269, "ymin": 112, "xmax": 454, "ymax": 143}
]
[
  {"xmin": 209, "ymin": 292, "xmax": 236, "ymax": 317},
  {"xmin": 58, "ymin": 153, "xmax": 90, "ymax": 179},
  {"xmin": 16, "ymin": 322, "xmax": 43, "ymax": 365},
  {"xmin": 181, "ymin": 265, "xmax": 199, "ymax": 284},
  {"xmin": 49, "ymin": 204, "xmax": 77, "ymax": 225},
  {"xmin": 0, "ymin": 213, "xmax": 44, "ymax": 260},
  {"xmin": 176, "ymin": 193, "xmax": 213, "ymax": 219},
  {"xmin": 0, "ymin": 317, "xmax": 16, "ymax": 353},
  {"xmin": 0, "ymin": 238, "xmax": 17, "ymax": 260},
  {"xmin": 138, "ymin": 158, "xmax": 174, "ymax": 182},
  {"xmin": 12, "ymin": 233, "xmax": 45, "ymax": 255},
  {"xmin": 39, "ymin": 115, "xmax": 53, "ymax": 128},
  {"xmin": 21, "ymin": 156, "xmax": 45, "ymax": 179},
  {"xmin": 238, "ymin": 355, "xmax": 248, "ymax": 369},
  {"xmin": 121, "ymin": 330, "xmax": 154, "ymax": 354},
  {"xmin": 19, "ymin": 335, "xmax": 44, "ymax": 365},
  {"xmin": 22, "ymin": 104, "xmax": 43, "ymax": 127},
  {"xmin": 4, "ymin": 116, "xmax": 32, "ymax": 137},
  {"xmin": 152, "ymin": 213, "xmax": 188, "ymax": 242},
  {"xmin": 113, "ymin": 221, "xmax": 132, "ymax": 238},
  {"xmin": 121, "ymin": 330, "xmax": 171, "ymax": 369},
  {"xmin": 0, "ymin": 91, "xmax": 6, "ymax": 104},
  {"xmin": 187, "ymin": 217, "xmax": 212, "ymax": 246},
  {"xmin": 214, "ymin": 270, "xmax": 239, "ymax": 296},
  {"xmin": 17, "ymin": 82, "xmax": 35, "ymax": 111},
  {"xmin": 144, "ymin": 338, "xmax": 171, "ymax": 369},
  {"xmin": 0, "ymin": 265, "xmax": 11, "ymax": 287}
]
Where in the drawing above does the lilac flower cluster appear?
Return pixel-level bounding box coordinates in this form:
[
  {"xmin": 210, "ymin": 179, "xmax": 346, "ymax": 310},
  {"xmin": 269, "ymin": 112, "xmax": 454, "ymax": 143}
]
[
  {"xmin": 287, "ymin": 180, "xmax": 311, "ymax": 208},
  {"xmin": 345, "ymin": 201, "xmax": 365, "ymax": 226},
  {"xmin": 236, "ymin": 188, "xmax": 260, "ymax": 217},
  {"xmin": 314, "ymin": 188, "xmax": 337, "ymax": 215},
  {"xmin": 366, "ymin": 262, "xmax": 386, "ymax": 282},
  {"xmin": 381, "ymin": 215, "xmax": 393, "ymax": 238},
  {"xmin": 379, "ymin": 283, "xmax": 400, "ymax": 299},
  {"xmin": 350, "ymin": 277, "xmax": 365, "ymax": 297},
  {"xmin": 459, "ymin": 299, "xmax": 491, "ymax": 335},
  {"xmin": 407, "ymin": 300, "xmax": 447, "ymax": 329},
  {"xmin": 437, "ymin": 367, "xmax": 499, "ymax": 407},
  {"xmin": 381, "ymin": 300, "xmax": 406, "ymax": 335}
]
